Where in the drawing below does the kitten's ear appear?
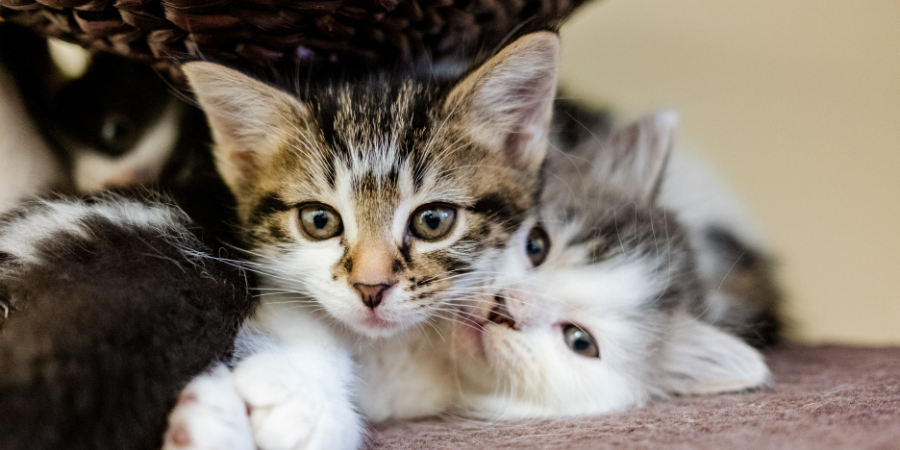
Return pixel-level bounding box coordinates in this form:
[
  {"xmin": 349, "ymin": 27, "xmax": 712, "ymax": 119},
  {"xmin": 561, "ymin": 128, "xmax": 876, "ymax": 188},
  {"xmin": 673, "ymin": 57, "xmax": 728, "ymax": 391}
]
[
  {"xmin": 655, "ymin": 316, "xmax": 771, "ymax": 396},
  {"xmin": 602, "ymin": 112, "xmax": 677, "ymax": 203},
  {"xmin": 182, "ymin": 62, "xmax": 308, "ymax": 191},
  {"xmin": 444, "ymin": 31, "xmax": 559, "ymax": 170}
]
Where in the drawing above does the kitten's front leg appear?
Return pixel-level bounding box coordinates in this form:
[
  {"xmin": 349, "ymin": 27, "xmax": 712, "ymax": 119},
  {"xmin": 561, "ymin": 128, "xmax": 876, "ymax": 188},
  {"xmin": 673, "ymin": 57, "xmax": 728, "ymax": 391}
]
[
  {"xmin": 231, "ymin": 338, "xmax": 364, "ymax": 450},
  {"xmin": 163, "ymin": 364, "xmax": 255, "ymax": 450}
]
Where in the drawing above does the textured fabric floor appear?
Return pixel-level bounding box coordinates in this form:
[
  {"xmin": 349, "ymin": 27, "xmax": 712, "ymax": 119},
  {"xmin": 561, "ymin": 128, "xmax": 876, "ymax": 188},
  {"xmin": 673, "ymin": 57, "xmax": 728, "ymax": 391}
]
[{"xmin": 368, "ymin": 345, "xmax": 900, "ymax": 449}]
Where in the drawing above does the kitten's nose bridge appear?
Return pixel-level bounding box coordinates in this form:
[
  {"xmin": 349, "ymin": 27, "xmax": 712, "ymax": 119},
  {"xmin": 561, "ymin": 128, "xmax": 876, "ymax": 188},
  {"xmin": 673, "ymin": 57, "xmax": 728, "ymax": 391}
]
[{"xmin": 349, "ymin": 240, "xmax": 396, "ymax": 285}]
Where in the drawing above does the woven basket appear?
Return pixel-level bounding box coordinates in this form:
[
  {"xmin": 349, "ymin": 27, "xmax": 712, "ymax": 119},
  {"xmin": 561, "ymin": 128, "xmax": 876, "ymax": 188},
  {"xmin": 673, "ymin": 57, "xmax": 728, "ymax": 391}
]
[{"xmin": 0, "ymin": 0, "xmax": 588, "ymax": 81}]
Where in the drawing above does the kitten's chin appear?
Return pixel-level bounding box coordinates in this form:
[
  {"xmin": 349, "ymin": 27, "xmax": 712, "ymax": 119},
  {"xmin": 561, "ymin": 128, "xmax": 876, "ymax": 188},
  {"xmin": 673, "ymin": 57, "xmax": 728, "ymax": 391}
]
[{"xmin": 348, "ymin": 314, "xmax": 409, "ymax": 339}]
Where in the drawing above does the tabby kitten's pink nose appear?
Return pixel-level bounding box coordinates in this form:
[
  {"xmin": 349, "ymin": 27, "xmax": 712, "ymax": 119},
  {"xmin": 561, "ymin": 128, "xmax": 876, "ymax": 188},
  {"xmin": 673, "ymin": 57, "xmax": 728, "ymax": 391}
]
[{"xmin": 354, "ymin": 283, "xmax": 393, "ymax": 309}]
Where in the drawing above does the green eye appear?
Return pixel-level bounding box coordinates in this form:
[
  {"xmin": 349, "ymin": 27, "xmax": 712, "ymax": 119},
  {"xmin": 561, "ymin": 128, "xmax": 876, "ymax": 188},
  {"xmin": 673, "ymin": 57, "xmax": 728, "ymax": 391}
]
[
  {"xmin": 410, "ymin": 203, "xmax": 457, "ymax": 241},
  {"xmin": 299, "ymin": 203, "xmax": 343, "ymax": 240},
  {"xmin": 526, "ymin": 227, "xmax": 550, "ymax": 267},
  {"xmin": 563, "ymin": 324, "xmax": 600, "ymax": 358}
]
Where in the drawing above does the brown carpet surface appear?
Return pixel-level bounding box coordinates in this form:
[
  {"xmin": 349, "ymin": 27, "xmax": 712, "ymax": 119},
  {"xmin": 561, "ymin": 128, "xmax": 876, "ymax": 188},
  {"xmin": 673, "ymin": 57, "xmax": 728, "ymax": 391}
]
[{"xmin": 368, "ymin": 345, "xmax": 900, "ymax": 449}]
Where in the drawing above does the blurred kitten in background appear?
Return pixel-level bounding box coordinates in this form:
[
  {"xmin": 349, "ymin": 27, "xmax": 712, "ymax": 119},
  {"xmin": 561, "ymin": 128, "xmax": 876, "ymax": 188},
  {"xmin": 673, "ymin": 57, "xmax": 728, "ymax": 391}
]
[
  {"xmin": 0, "ymin": 26, "xmax": 204, "ymax": 196},
  {"xmin": 0, "ymin": 27, "xmax": 234, "ymax": 238}
]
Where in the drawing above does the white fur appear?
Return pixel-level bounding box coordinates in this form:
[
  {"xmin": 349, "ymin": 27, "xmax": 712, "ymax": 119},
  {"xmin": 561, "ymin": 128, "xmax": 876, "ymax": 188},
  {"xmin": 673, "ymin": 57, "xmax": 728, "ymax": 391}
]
[
  {"xmin": 163, "ymin": 365, "xmax": 255, "ymax": 450},
  {"xmin": 654, "ymin": 318, "xmax": 771, "ymax": 396},
  {"xmin": 166, "ymin": 306, "xmax": 365, "ymax": 450},
  {"xmin": 0, "ymin": 64, "xmax": 64, "ymax": 214},
  {"xmin": 0, "ymin": 197, "xmax": 189, "ymax": 265}
]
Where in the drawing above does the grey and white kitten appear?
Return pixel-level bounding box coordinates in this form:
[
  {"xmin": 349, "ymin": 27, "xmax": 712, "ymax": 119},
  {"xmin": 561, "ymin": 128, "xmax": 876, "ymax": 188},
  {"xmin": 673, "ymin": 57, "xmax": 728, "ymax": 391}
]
[
  {"xmin": 550, "ymin": 102, "xmax": 782, "ymax": 347},
  {"xmin": 437, "ymin": 112, "xmax": 771, "ymax": 418},
  {"xmin": 164, "ymin": 31, "xmax": 560, "ymax": 450}
]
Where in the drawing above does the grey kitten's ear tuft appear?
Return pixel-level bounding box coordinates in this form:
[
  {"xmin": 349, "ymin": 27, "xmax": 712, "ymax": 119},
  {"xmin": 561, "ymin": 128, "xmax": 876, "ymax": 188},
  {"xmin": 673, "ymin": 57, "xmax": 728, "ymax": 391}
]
[
  {"xmin": 445, "ymin": 31, "xmax": 560, "ymax": 170},
  {"xmin": 181, "ymin": 62, "xmax": 308, "ymax": 192},
  {"xmin": 603, "ymin": 111, "xmax": 677, "ymax": 203},
  {"xmin": 654, "ymin": 316, "xmax": 771, "ymax": 396}
]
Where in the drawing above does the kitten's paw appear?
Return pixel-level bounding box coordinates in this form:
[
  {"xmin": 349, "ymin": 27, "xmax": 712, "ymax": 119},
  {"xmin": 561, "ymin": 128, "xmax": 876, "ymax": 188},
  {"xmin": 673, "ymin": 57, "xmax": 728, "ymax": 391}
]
[
  {"xmin": 232, "ymin": 355, "xmax": 364, "ymax": 450},
  {"xmin": 163, "ymin": 366, "xmax": 254, "ymax": 450}
]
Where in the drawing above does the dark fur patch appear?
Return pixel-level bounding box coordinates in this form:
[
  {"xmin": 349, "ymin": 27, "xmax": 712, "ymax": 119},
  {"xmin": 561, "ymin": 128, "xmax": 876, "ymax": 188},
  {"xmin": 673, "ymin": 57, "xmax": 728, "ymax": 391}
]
[
  {"xmin": 416, "ymin": 291, "xmax": 437, "ymax": 300},
  {"xmin": 471, "ymin": 193, "xmax": 510, "ymax": 219},
  {"xmin": 252, "ymin": 193, "xmax": 292, "ymax": 222},
  {"xmin": 0, "ymin": 200, "xmax": 255, "ymax": 450},
  {"xmin": 433, "ymin": 254, "xmax": 472, "ymax": 277},
  {"xmin": 266, "ymin": 220, "xmax": 289, "ymax": 242},
  {"xmin": 342, "ymin": 255, "xmax": 354, "ymax": 273},
  {"xmin": 398, "ymin": 242, "xmax": 413, "ymax": 266},
  {"xmin": 706, "ymin": 227, "xmax": 759, "ymax": 270},
  {"xmin": 551, "ymin": 96, "xmax": 613, "ymax": 150},
  {"xmin": 704, "ymin": 226, "xmax": 782, "ymax": 348}
]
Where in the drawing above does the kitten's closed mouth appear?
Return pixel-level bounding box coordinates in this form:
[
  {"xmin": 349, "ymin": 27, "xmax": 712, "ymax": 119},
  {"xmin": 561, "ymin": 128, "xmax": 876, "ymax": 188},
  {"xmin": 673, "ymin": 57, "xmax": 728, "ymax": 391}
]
[{"xmin": 361, "ymin": 313, "xmax": 398, "ymax": 331}]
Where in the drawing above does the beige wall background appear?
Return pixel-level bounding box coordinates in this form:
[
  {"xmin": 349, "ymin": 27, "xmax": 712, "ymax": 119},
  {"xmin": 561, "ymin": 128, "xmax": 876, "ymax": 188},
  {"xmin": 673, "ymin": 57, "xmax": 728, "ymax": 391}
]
[{"xmin": 558, "ymin": 0, "xmax": 900, "ymax": 344}]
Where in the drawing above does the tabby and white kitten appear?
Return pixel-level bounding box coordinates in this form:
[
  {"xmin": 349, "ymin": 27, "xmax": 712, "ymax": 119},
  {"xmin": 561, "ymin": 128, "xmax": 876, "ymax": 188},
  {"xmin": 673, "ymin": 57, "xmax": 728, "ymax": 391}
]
[
  {"xmin": 440, "ymin": 112, "xmax": 771, "ymax": 418},
  {"xmin": 164, "ymin": 32, "xmax": 560, "ymax": 450}
]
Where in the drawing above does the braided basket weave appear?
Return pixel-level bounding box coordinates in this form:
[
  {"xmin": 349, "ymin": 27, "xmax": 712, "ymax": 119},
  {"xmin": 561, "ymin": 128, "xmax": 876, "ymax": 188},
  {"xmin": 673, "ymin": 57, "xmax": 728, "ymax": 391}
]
[{"xmin": 0, "ymin": 0, "xmax": 587, "ymax": 80}]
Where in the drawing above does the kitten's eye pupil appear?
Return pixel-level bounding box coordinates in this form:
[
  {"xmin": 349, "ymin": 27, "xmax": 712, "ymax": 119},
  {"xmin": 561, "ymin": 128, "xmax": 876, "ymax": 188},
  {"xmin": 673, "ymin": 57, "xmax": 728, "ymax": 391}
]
[
  {"xmin": 563, "ymin": 324, "xmax": 600, "ymax": 358},
  {"xmin": 424, "ymin": 211, "xmax": 442, "ymax": 230},
  {"xmin": 410, "ymin": 204, "xmax": 457, "ymax": 241},
  {"xmin": 101, "ymin": 115, "xmax": 132, "ymax": 147},
  {"xmin": 573, "ymin": 336, "xmax": 591, "ymax": 351},
  {"xmin": 526, "ymin": 227, "xmax": 550, "ymax": 267},
  {"xmin": 299, "ymin": 204, "xmax": 343, "ymax": 240},
  {"xmin": 313, "ymin": 211, "xmax": 329, "ymax": 229}
]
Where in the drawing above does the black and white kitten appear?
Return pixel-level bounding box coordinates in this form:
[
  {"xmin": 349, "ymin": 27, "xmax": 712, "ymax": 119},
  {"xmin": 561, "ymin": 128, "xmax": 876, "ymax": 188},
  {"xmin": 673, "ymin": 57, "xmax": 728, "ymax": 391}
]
[
  {"xmin": 0, "ymin": 28, "xmax": 218, "ymax": 202},
  {"xmin": 0, "ymin": 197, "xmax": 255, "ymax": 450},
  {"xmin": 0, "ymin": 29, "xmax": 236, "ymax": 242}
]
